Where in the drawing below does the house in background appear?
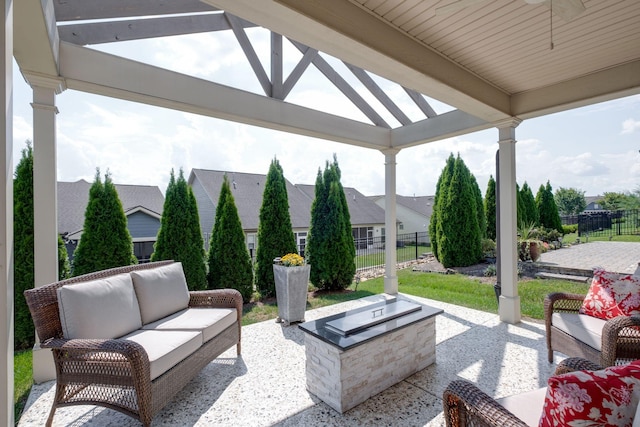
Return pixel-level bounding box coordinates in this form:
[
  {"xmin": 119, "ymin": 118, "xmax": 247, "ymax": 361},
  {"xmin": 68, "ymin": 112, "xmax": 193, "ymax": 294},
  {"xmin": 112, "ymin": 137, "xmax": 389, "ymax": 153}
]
[
  {"xmin": 371, "ymin": 194, "xmax": 434, "ymax": 244},
  {"xmin": 584, "ymin": 196, "xmax": 605, "ymax": 212},
  {"xmin": 188, "ymin": 169, "xmax": 387, "ymax": 256},
  {"xmin": 58, "ymin": 180, "xmax": 165, "ymax": 262},
  {"xmin": 296, "ymin": 185, "xmax": 387, "ymax": 249},
  {"xmin": 188, "ymin": 169, "xmax": 312, "ymax": 258}
]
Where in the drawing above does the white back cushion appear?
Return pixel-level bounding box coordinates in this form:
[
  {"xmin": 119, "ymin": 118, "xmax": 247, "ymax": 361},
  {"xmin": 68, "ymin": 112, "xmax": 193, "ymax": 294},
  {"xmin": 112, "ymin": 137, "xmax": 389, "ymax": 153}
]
[
  {"xmin": 131, "ymin": 262, "xmax": 190, "ymax": 325},
  {"xmin": 57, "ymin": 273, "xmax": 142, "ymax": 339}
]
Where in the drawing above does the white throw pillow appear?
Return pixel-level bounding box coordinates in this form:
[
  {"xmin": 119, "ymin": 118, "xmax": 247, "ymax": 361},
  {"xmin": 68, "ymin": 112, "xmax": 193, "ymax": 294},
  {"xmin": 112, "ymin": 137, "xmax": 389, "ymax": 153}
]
[
  {"xmin": 57, "ymin": 273, "xmax": 142, "ymax": 339},
  {"xmin": 131, "ymin": 262, "xmax": 190, "ymax": 324}
]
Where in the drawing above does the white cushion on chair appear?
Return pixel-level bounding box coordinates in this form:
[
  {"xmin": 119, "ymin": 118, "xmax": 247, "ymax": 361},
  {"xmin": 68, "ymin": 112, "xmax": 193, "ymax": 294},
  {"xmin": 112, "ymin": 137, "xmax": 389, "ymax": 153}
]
[
  {"xmin": 131, "ymin": 262, "xmax": 190, "ymax": 324},
  {"xmin": 57, "ymin": 273, "xmax": 142, "ymax": 339},
  {"xmin": 551, "ymin": 312, "xmax": 607, "ymax": 351},
  {"xmin": 497, "ymin": 387, "xmax": 547, "ymax": 427}
]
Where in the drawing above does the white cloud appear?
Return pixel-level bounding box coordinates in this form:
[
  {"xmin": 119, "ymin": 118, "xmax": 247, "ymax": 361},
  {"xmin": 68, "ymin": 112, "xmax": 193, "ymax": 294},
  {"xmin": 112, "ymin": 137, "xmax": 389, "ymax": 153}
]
[{"xmin": 621, "ymin": 118, "xmax": 640, "ymax": 134}]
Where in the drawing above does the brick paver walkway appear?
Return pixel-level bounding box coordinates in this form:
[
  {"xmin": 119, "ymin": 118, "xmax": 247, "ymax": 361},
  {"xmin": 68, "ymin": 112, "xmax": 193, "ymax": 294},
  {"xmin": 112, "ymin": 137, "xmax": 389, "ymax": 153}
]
[{"xmin": 537, "ymin": 241, "xmax": 640, "ymax": 274}]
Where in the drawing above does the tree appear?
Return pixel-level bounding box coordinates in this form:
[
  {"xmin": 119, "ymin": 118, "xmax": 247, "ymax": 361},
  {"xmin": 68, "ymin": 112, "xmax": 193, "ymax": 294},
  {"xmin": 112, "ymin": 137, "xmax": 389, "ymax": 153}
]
[
  {"xmin": 471, "ymin": 175, "xmax": 486, "ymax": 239},
  {"xmin": 598, "ymin": 191, "xmax": 639, "ymax": 210},
  {"xmin": 554, "ymin": 187, "xmax": 586, "ymax": 215},
  {"xmin": 429, "ymin": 153, "xmax": 455, "ymax": 259},
  {"xmin": 207, "ymin": 174, "xmax": 231, "ymax": 289},
  {"xmin": 536, "ymin": 181, "xmax": 563, "ymax": 233},
  {"xmin": 484, "ymin": 175, "xmax": 497, "ymax": 240},
  {"xmin": 152, "ymin": 169, "xmax": 207, "ymax": 290},
  {"xmin": 14, "ymin": 142, "xmax": 71, "ymax": 350},
  {"xmin": 14, "ymin": 142, "xmax": 35, "ymax": 350},
  {"xmin": 437, "ymin": 154, "xmax": 482, "ymax": 268},
  {"xmin": 516, "ymin": 183, "xmax": 525, "ymax": 228},
  {"xmin": 255, "ymin": 158, "xmax": 297, "ymax": 297},
  {"xmin": 307, "ymin": 156, "xmax": 355, "ymax": 290},
  {"xmin": 71, "ymin": 171, "xmax": 137, "ymax": 276},
  {"xmin": 207, "ymin": 175, "xmax": 253, "ymax": 301},
  {"xmin": 520, "ymin": 182, "xmax": 538, "ymax": 226}
]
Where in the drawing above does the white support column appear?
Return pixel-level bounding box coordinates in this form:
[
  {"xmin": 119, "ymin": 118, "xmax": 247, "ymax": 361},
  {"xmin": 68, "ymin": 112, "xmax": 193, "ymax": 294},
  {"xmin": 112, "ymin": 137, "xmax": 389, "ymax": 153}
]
[
  {"xmin": 496, "ymin": 119, "xmax": 522, "ymax": 324},
  {"xmin": 0, "ymin": 1, "xmax": 13, "ymax": 425},
  {"xmin": 25, "ymin": 72, "xmax": 65, "ymax": 383},
  {"xmin": 382, "ymin": 148, "xmax": 399, "ymax": 295}
]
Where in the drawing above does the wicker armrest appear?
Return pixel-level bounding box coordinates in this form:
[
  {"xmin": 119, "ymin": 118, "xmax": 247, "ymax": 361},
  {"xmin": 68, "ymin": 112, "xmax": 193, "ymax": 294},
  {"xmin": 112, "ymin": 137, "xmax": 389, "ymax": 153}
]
[
  {"xmin": 601, "ymin": 316, "xmax": 640, "ymax": 366},
  {"xmin": 544, "ymin": 292, "xmax": 586, "ymax": 317},
  {"xmin": 189, "ymin": 289, "xmax": 243, "ymax": 313},
  {"xmin": 443, "ymin": 380, "xmax": 528, "ymax": 427},
  {"xmin": 554, "ymin": 357, "xmax": 602, "ymax": 375},
  {"xmin": 43, "ymin": 337, "xmax": 151, "ymax": 385}
]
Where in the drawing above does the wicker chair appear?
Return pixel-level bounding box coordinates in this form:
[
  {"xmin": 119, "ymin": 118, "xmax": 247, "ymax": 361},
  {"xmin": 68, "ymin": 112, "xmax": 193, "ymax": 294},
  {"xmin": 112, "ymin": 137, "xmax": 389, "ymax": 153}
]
[
  {"xmin": 544, "ymin": 292, "xmax": 640, "ymax": 367},
  {"xmin": 24, "ymin": 261, "xmax": 243, "ymax": 427},
  {"xmin": 442, "ymin": 357, "xmax": 602, "ymax": 427}
]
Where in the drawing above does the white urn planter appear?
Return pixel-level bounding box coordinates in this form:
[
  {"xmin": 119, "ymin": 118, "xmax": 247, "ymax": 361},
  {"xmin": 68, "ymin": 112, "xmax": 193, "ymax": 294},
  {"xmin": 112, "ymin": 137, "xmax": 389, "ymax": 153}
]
[{"xmin": 273, "ymin": 263, "xmax": 310, "ymax": 326}]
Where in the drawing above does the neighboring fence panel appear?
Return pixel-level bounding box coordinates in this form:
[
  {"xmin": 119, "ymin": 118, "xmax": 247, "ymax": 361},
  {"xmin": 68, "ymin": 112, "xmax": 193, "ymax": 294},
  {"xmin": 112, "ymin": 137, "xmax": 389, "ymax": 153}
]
[
  {"xmin": 578, "ymin": 209, "xmax": 640, "ymax": 237},
  {"xmin": 353, "ymin": 231, "xmax": 430, "ymax": 274}
]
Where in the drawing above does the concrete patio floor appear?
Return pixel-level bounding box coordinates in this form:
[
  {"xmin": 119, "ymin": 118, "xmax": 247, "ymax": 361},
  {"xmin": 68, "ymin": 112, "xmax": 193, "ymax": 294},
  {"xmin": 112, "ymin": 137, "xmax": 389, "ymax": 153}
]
[{"xmin": 18, "ymin": 294, "xmax": 566, "ymax": 427}]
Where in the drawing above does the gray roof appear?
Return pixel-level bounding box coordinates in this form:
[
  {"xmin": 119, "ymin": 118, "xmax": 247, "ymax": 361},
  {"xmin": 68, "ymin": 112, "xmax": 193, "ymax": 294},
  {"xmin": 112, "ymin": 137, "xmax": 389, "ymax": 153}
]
[
  {"xmin": 396, "ymin": 195, "xmax": 435, "ymax": 218},
  {"xmin": 189, "ymin": 169, "xmax": 385, "ymax": 231},
  {"xmin": 58, "ymin": 180, "xmax": 164, "ymax": 235},
  {"xmin": 189, "ymin": 169, "xmax": 312, "ymax": 230},
  {"xmin": 296, "ymin": 184, "xmax": 386, "ymax": 226}
]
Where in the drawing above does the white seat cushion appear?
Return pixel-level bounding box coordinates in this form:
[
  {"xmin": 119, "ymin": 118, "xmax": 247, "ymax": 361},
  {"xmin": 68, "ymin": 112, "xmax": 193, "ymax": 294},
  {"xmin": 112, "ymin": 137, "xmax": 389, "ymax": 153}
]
[
  {"xmin": 497, "ymin": 387, "xmax": 547, "ymax": 427},
  {"xmin": 141, "ymin": 308, "xmax": 237, "ymax": 343},
  {"xmin": 551, "ymin": 312, "xmax": 607, "ymax": 350},
  {"xmin": 57, "ymin": 273, "xmax": 142, "ymax": 339},
  {"xmin": 121, "ymin": 329, "xmax": 202, "ymax": 381},
  {"xmin": 131, "ymin": 262, "xmax": 190, "ymax": 325}
]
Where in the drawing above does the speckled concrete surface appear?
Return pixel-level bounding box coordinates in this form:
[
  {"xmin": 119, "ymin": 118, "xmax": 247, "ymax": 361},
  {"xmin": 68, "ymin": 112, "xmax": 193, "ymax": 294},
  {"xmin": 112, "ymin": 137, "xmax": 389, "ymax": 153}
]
[{"xmin": 18, "ymin": 295, "xmax": 562, "ymax": 427}]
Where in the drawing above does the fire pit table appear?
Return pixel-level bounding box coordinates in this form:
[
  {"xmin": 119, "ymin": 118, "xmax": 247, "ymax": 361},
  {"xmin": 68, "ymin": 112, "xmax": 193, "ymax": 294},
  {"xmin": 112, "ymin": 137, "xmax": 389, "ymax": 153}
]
[{"xmin": 298, "ymin": 296, "xmax": 443, "ymax": 413}]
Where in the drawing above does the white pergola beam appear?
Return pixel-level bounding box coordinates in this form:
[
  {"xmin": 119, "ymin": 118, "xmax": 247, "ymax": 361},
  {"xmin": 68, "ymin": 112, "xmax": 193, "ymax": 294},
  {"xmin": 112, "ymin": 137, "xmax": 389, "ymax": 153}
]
[
  {"xmin": 14, "ymin": 0, "xmax": 59, "ymax": 76},
  {"xmin": 512, "ymin": 59, "xmax": 640, "ymax": 119},
  {"xmin": 206, "ymin": 0, "xmax": 511, "ymax": 123},
  {"xmin": 391, "ymin": 110, "xmax": 490, "ymax": 149},
  {"xmin": 54, "ymin": 0, "xmax": 216, "ymax": 21},
  {"xmin": 59, "ymin": 43, "xmax": 390, "ymax": 150}
]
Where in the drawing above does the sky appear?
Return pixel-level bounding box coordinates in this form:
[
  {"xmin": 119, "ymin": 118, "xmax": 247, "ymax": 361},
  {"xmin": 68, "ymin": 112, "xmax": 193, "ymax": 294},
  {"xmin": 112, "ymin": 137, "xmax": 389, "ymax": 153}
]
[{"xmin": 11, "ymin": 28, "xmax": 640, "ymax": 199}]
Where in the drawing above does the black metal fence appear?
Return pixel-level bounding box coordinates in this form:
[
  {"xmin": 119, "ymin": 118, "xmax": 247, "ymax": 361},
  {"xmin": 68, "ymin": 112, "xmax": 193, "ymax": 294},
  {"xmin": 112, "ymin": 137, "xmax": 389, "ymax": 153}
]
[
  {"xmin": 576, "ymin": 209, "xmax": 640, "ymax": 237},
  {"xmin": 352, "ymin": 231, "xmax": 430, "ymax": 273}
]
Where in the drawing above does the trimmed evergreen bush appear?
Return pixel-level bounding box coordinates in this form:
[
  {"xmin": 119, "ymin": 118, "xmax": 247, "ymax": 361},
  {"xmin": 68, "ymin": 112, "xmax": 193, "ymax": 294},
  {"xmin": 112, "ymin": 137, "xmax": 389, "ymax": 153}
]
[
  {"xmin": 520, "ymin": 182, "xmax": 539, "ymax": 227},
  {"xmin": 207, "ymin": 174, "xmax": 231, "ymax": 289},
  {"xmin": 437, "ymin": 155, "xmax": 482, "ymax": 268},
  {"xmin": 429, "ymin": 153, "xmax": 455, "ymax": 260},
  {"xmin": 307, "ymin": 156, "xmax": 355, "ymax": 290},
  {"xmin": 484, "ymin": 175, "xmax": 496, "ymax": 240},
  {"xmin": 207, "ymin": 175, "xmax": 253, "ymax": 301},
  {"xmin": 72, "ymin": 170, "xmax": 137, "ymax": 276},
  {"xmin": 152, "ymin": 169, "xmax": 207, "ymax": 290},
  {"xmin": 255, "ymin": 158, "xmax": 297, "ymax": 298},
  {"xmin": 14, "ymin": 143, "xmax": 35, "ymax": 350},
  {"xmin": 536, "ymin": 181, "xmax": 563, "ymax": 233}
]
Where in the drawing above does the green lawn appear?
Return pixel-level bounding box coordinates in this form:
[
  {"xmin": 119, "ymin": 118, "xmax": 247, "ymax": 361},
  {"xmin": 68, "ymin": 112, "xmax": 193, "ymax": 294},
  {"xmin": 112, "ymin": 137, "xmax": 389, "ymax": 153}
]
[
  {"xmin": 14, "ymin": 350, "xmax": 32, "ymax": 423},
  {"xmin": 15, "ymin": 268, "xmax": 590, "ymax": 422}
]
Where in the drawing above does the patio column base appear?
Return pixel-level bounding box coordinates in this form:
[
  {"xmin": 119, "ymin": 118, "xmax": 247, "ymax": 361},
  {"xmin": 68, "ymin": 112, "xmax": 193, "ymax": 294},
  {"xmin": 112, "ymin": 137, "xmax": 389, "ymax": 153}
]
[
  {"xmin": 32, "ymin": 344, "xmax": 55, "ymax": 384},
  {"xmin": 499, "ymin": 294, "xmax": 521, "ymax": 324}
]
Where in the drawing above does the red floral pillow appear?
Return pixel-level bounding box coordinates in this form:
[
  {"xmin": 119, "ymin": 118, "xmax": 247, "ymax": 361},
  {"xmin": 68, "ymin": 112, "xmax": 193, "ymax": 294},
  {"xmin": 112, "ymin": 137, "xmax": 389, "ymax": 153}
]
[
  {"xmin": 539, "ymin": 360, "xmax": 640, "ymax": 427},
  {"xmin": 579, "ymin": 268, "xmax": 640, "ymax": 320}
]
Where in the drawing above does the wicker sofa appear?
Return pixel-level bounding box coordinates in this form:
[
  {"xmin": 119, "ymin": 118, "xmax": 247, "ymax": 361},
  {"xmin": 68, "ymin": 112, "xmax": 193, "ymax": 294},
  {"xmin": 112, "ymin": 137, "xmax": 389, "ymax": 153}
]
[
  {"xmin": 544, "ymin": 292, "xmax": 640, "ymax": 367},
  {"xmin": 443, "ymin": 357, "xmax": 602, "ymax": 427},
  {"xmin": 24, "ymin": 260, "xmax": 242, "ymax": 427}
]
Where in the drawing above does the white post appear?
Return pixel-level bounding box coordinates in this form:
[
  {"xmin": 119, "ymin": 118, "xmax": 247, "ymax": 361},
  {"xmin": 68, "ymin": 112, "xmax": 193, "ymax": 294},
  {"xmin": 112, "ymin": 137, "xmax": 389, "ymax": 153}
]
[
  {"xmin": 382, "ymin": 148, "xmax": 399, "ymax": 295},
  {"xmin": 25, "ymin": 73, "xmax": 65, "ymax": 383},
  {"xmin": 0, "ymin": 1, "xmax": 13, "ymax": 424},
  {"xmin": 496, "ymin": 119, "xmax": 522, "ymax": 324}
]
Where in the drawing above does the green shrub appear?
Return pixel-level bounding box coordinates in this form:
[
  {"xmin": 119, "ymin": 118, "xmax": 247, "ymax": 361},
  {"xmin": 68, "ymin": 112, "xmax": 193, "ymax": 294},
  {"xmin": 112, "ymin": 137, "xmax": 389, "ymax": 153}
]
[{"xmin": 562, "ymin": 224, "xmax": 578, "ymax": 234}]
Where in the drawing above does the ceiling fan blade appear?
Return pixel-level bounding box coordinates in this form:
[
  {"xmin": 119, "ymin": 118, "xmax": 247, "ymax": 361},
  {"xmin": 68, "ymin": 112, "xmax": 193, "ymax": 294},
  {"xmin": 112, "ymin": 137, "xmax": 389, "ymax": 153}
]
[
  {"xmin": 547, "ymin": 0, "xmax": 586, "ymax": 22},
  {"xmin": 435, "ymin": 0, "xmax": 489, "ymax": 16}
]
